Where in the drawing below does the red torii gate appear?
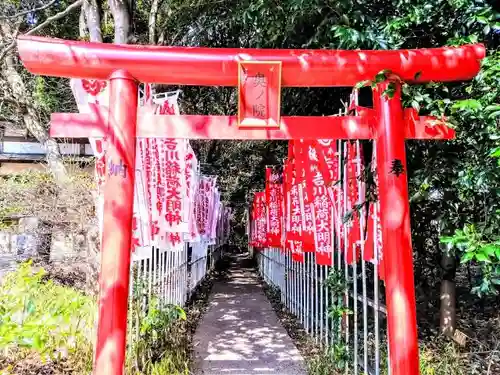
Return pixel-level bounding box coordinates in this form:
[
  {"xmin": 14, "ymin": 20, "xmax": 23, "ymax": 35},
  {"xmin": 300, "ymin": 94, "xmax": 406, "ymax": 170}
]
[{"xmin": 16, "ymin": 35, "xmax": 484, "ymax": 375}]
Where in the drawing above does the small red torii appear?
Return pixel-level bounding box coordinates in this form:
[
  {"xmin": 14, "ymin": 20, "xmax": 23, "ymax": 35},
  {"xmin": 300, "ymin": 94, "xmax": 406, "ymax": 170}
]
[{"xmin": 16, "ymin": 35, "xmax": 485, "ymax": 375}]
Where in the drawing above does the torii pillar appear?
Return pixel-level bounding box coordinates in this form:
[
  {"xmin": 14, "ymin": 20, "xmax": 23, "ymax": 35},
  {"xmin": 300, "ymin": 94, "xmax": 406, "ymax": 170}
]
[{"xmin": 16, "ymin": 35, "xmax": 485, "ymax": 375}]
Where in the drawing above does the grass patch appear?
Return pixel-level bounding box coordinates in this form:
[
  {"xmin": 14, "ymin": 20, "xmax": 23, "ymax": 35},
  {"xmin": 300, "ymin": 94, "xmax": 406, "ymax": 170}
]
[
  {"xmin": 419, "ymin": 339, "xmax": 467, "ymax": 375},
  {"xmin": 0, "ymin": 261, "xmax": 96, "ymax": 374}
]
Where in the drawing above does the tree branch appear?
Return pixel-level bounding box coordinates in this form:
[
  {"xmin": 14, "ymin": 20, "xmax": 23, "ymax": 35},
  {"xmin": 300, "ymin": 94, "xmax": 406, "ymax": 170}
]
[
  {"xmin": 0, "ymin": 114, "xmax": 18, "ymax": 123},
  {"xmin": 0, "ymin": 0, "xmax": 84, "ymax": 61},
  {"xmin": 303, "ymin": 13, "xmax": 335, "ymax": 48},
  {"xmin": 79, "ymin": 8, "xmax": 87, "ymax": 38},
  {"xmin": 0, "ymin": 22, "xmax": 20, "ymax": 62},
  {"xmin": 0, "ymin": 96, "xmax": 23, "ymax": 106},
  {"xmin": 26, "ymin": 0, "xmax": 84, "ymax": 36},
  {"xmin": 0, "ymin": 0, "xmax": 58, "ymax": 20}
]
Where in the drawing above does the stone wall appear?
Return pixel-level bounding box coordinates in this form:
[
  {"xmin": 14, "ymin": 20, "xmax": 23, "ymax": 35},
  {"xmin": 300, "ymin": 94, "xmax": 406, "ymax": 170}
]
[{"xmin": 0, "ymin": 217, "xmax": 100, "ymax": 278}]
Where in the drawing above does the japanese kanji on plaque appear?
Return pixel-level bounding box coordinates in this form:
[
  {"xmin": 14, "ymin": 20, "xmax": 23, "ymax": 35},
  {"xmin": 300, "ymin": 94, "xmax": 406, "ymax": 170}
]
[{"xmin": 237, "ymin": 61, "xmax": 282, "ymax": 128}]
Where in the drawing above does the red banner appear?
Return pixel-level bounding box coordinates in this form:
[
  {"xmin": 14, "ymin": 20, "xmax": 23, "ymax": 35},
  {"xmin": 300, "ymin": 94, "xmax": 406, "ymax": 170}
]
[
  {"xmin": 196, "ymin": 176, "xmax": 214, "ymax": 238},
  {"xmin": 293, "ymin": 140, "xmax": 315, "ymax": 252},
  {"xmin": 252, "ymin": 139, "xmax": 385, "ymax": 277},
  {"xmin": 311, "ymin": 140, "xmax": 334, "ymax": 186},
  {"xmin": 282, "ymin": 159, "xmax": 292, "ymax": 251},
  {"xmin": 184, "ymin": 144, "xmax": 200, "ymax": 242},
  {"xmin": 249, "ymin": 198, "xmax": 257, "ymax": 246},
  {"xmin": 307, "ymin": 141, "xmax": 334, "ymax": 266},
  {"xmin": 265, "ymin": 168, "xmax": 283, "ymax": 248},
  {"xmin": 290, "ymin": 240, "xmax": 305, "ymax": 262},
  {"xmin": 286, "ymin": 175, "xmax": 304, "ymax": 262},
  {"xmin": 299, "ymin": 186, "xmax": 316, "ymax": 252},
  {"xmin": 316, "ymin": 140, "xmax": 343, "ymax": 251},
  {"xmin": 313, "ymin": 184, "xmax": 333, "ymax": 265},
  {"xmin": 253, "ymin": 192, "xmax": 267, "ymax": 248},
  {"xmin": 162, "ymin": 139, "xmax": 188, "ymax": 233},
  {"xmin": 146, "ymin": 139, "xmax": 160, "ymax": 243},
  {"xmin": 295, "ymin": 140, "xmax": 315, "ymax": 205}
]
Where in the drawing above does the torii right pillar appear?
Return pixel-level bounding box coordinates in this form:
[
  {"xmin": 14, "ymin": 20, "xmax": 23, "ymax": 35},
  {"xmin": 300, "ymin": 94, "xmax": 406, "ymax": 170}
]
[{"xmin": 373, "ymin": 81, "xmax": 418, "ymax": 374}]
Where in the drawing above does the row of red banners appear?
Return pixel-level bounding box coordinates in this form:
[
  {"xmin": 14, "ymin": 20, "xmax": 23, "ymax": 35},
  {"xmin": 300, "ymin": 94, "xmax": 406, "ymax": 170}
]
[{"xmin": 249, "ymin": 139, "xmax": 385, "ymax": 280}]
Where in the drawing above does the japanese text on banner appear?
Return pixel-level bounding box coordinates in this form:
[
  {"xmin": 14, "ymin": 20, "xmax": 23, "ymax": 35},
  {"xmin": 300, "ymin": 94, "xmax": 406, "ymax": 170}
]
[{"xmin": 265, "ymin": 168, "xmax": 283, "ymax": 248}]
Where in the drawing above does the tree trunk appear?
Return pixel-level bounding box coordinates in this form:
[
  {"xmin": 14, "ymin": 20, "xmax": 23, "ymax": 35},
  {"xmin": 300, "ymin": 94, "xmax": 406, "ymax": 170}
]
[
  {"xmin": 109, "ymin": 0, "xmax": 131, "ymax": 44},
  {"xmin": 83, "ymin": 0, "xmax": 103, "ymax": 42},
  {"xmin": 79, "ymin": 9, "xmax": 87, "ymax": 37},
  {"xmin": 78, "ymin": 0, "xmax": 105, "ymax": 278},
  {"xmin": 148, "ymin": 0, "xmax": 162, "ymax": 44},
  {"xmin": 206, "ymin": 140, "xmax": 219, "ymax": 164},
  {"xmin": 440, "ymin": 244, "xmax": 457, "ymax": 337}
]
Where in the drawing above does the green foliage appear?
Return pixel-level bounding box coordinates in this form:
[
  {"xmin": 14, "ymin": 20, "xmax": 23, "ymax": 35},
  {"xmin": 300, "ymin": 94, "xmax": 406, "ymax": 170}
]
[
  {"xmin": 328, "ymin": 305, "xmax": 353, "ymax": 320},
  {"xmin": 324, "ymin": 268, "xmax": 349, "ymax": 297},
  {"xmin": 433, "ymin": 50, "xmax": 500, "ymax": 296},
  {"xmin": 441, "ymin": 224, "xmax": 500, "ymax": 296},
  {"xmin": 441, "ymin": 224, "xmax": 500, "ymax": 264},
  {"xmin": 310, "ymin": 339, "xmax": 467, "ymax": 375},
  {"xmin": 0, "ymin": 262, "xmax": 95, "ymax": 372},
  {"xmin": 308, "ymin": 343, "xmax": 351, "ymax": 375},
  {"xmin": 126, "ymin": 279, "xmax": 189, "ymax": 374},
  {"xmin": 319, "ymin": 268, "xmax": 352, "ymax": 373},
  {"xmin": 419, "ymin": 341, "xmax": 467, "ymax": 375}
]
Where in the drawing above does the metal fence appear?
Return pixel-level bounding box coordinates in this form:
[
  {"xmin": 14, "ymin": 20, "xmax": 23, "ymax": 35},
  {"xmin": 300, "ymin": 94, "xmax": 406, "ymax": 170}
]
[
  {"xmin": 126, "ymin": 243, "xmax": 222, "ymax": 352},
  {"xmin": 257, "ymin": 248, "xmax": 389, "ymax": 375}
]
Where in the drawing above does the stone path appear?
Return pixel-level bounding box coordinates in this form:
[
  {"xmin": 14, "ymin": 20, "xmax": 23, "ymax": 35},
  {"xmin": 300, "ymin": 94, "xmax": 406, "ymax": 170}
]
[{"xmin": 192, "ymin": 254, "xmax": 307, "ymax": 375}]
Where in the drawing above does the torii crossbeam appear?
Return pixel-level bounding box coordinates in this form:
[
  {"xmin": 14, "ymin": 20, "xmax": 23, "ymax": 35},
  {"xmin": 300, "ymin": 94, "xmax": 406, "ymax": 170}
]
[
  {"xmin": 50, "ymin": 105, "xmax": 455, "ymax": 140},
  {"xmin": 16, "ymin": 35, "xmax": 485, "ymax": 375}
]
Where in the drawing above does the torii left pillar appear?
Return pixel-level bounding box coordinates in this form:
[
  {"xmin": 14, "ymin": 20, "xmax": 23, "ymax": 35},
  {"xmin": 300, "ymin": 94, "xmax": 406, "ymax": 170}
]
[{"xmin": 93, "ymin": 70, "xmax": 138, "ymax": 375}]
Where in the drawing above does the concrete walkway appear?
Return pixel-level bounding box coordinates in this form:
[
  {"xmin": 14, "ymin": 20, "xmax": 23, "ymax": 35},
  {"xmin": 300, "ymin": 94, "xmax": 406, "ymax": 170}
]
[{"xmin": 192, "ymin": 254, "xmax": 307, "ymax": 375}]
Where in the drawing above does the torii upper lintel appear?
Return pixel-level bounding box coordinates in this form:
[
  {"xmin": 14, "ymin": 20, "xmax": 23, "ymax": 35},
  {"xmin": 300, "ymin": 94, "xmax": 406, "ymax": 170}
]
[{"xmin": 17, "ymin": 35, "xmax": 485, "ymax": 86}]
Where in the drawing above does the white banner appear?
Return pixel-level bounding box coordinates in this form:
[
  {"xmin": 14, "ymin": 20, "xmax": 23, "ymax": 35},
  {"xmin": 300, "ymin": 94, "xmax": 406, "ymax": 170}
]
[
  {"xmin": 209, "ymin": 189, "xmax": 221, "ymax": 245},
  {"xmin": 70, "ymin": 79, "xmax": 109, "ymax": 243},
  {"xmin": 160, "ymin": 138, "xmax": 189, "ymax": 234},
  {"xmin": 185, "ymin": 145, "xmax": 201, "ymax": 243},
  {"xmin": 71, "ymin": 80, "xmax": 184, "ymax": 253}
]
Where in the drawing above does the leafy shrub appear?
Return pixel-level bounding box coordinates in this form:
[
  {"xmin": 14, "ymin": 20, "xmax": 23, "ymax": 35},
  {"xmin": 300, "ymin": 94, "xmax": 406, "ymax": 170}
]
[
  {"xmin": 126, "ymin": 280, "xmax": 190, "ymax": 375},
  {"xmin": 0, "ymin": 261, "xmax": 96, "ymax": 373}
]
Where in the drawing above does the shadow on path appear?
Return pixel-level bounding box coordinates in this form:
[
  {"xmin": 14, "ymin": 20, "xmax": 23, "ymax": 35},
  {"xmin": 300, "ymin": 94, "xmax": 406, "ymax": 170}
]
[{"xmin": 192, "ymin": 253, "xmax": 307, "ymax": 375}]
